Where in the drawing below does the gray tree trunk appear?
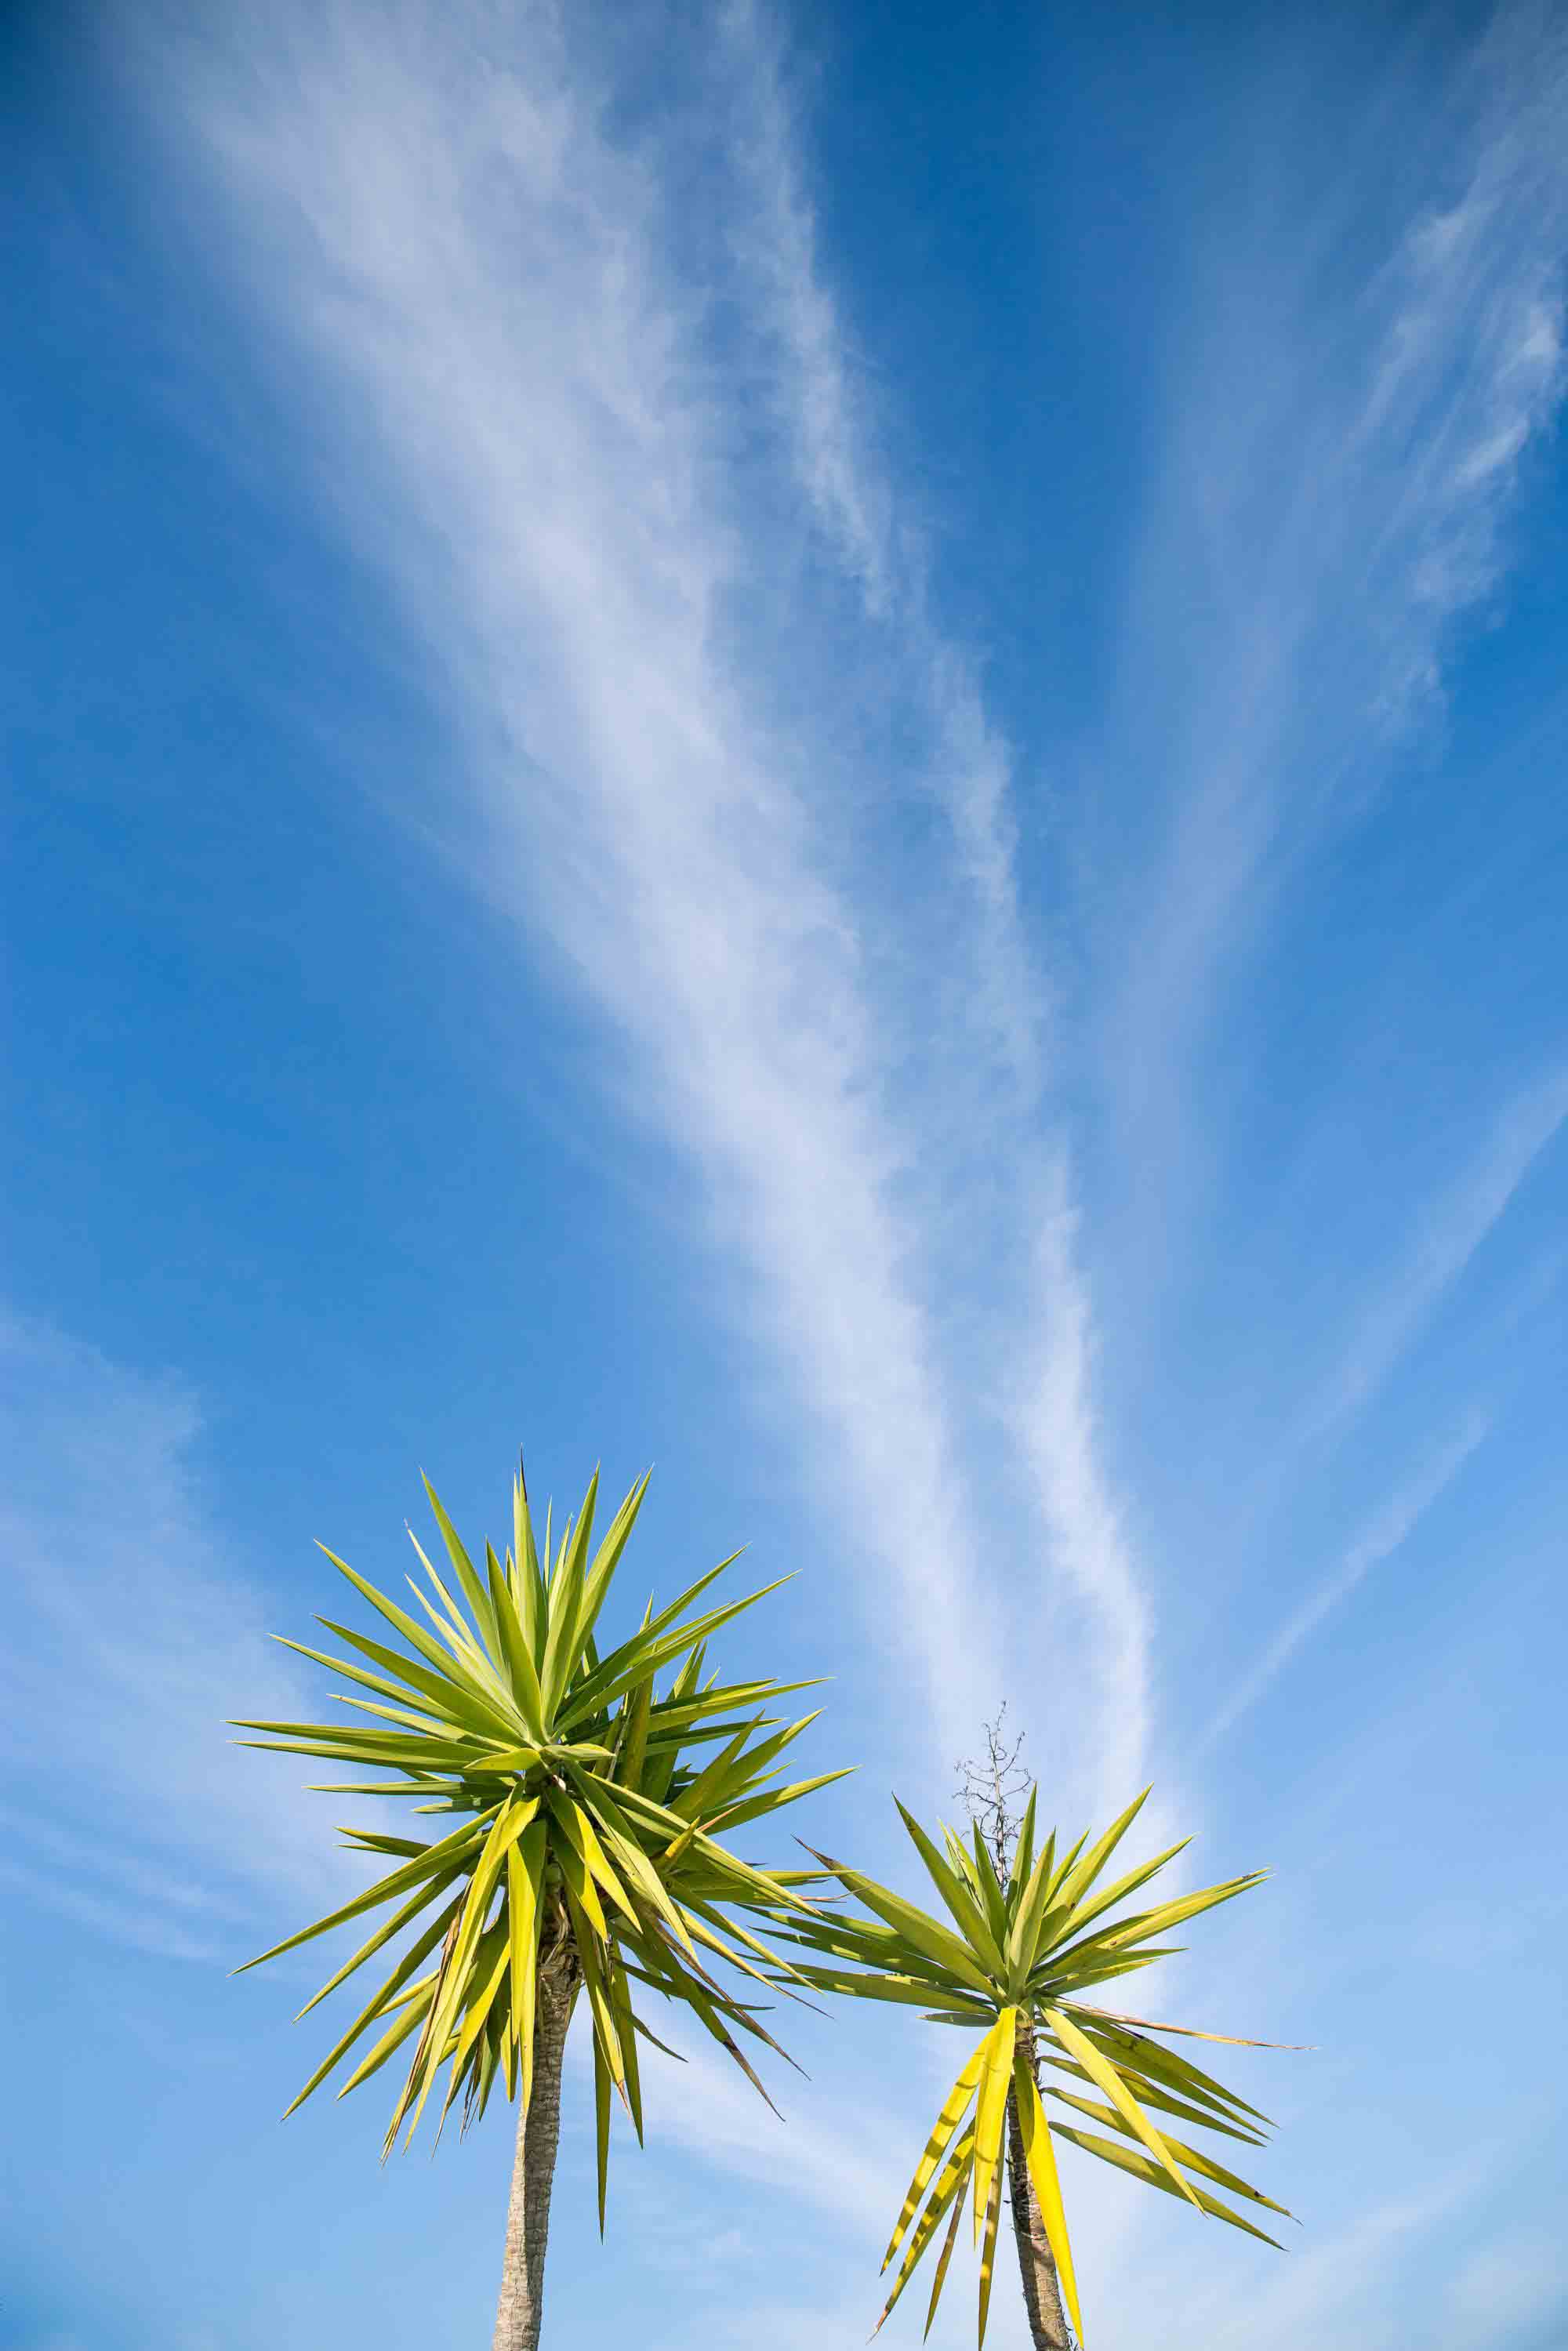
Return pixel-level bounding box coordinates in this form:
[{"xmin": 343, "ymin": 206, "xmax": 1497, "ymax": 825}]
[
  {"xmin": 492, "ymin": 1974, "xmax": 576, "ymax": 2351},
  {"xmin": 1006, "ymin": 2023, "xmax": 1072, "ymax": 2349}
]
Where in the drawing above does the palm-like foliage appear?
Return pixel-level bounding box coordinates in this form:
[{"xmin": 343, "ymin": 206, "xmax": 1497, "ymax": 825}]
[
  {"xmin": 233, "ymin": 1462, "xmax": 845, "ymax": 2224},
  {"xmin": 775, "ymin": 1787, "xmax": 1293, "ymax": 2346}
]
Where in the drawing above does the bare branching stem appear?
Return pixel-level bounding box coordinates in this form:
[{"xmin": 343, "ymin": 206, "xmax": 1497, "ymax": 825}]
[{"xmin": 955, "ymin": 1707, "xmax": 1076, "ymax": 2350}]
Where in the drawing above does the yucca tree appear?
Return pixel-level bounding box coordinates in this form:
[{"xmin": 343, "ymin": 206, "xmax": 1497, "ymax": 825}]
[
  {"xmin": 233, "ymin": 1459, "xmax": 846, "ymax": 2351},
  {"xmin": 774, "ymin": 1787, "xmax": 1294, "ymax": 2346}
]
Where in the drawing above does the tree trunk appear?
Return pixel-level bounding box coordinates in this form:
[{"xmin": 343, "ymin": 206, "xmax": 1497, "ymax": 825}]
[
  {"xmin": 1006, "ymin": 2023, "xmax": 1072, "ymax": 2349},
  {"xmin": 492, "ymin": 1973, "xmax": 576, "ymax": 2351}
]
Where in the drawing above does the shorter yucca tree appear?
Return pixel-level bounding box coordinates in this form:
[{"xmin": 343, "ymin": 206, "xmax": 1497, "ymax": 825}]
[
  {"xmin": 774, "ymin": 1787, "xmax": 1294, "ymax": 2346},
  {"xmin": 233, "ymin": 1460, "xmax": 846, "ymax": 2351}
]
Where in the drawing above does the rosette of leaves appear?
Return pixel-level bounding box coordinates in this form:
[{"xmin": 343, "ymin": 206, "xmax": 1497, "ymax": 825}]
[
  {"xmin": 233, "ymin": 1461, "xmax": 846, "ymax": 2351},
  {"xmin": 772, "ymin": 1788, "xmax": 1296, "ymax": 2347}
]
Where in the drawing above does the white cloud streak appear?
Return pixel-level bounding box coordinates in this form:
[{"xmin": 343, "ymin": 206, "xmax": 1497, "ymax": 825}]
[
  {"xmin": 1185, "ymin": 2161, "xmax": 1492, "ymax": 2351},
  {"xmin": 1008, "ymin": 1155, "xmax": 1154, "ymax": 1814},
  {"xmin": 1105, "ymin": 7, "xmax": 1568, "ymax": 1148},
  {"xmin": 718, "ymin": 0, "xmax": 1046, "ymax": 1097},
  {"xmin": 566, "ymin": 2029, "xmax": 894, "ymax": 2242},
  {"xmin": 1199, "ymin": 1408, "xmax": 1488, "ymax": 1752},
  {"xmin": 0, "ymin": 1312, "xmax": 355, "ymax": 1957},
  {"xmin": 125, "ymin": 0, "xmax": 1152, "ymax": 1800},
  {"xmin": 136, "ymin": 0, "xmax": 993, "ymax": 1771},
  {"xmin": 713, "ymin": 4, "xmax": 1150, "ymax": 1809},
  {"xmin": 1298, "ymin": 1066, "xmax": 1568, "ymax": 1455},
  {"xmin": 1437, "ymin": 2229, "xmax": 1568, "ymax": 2350}
]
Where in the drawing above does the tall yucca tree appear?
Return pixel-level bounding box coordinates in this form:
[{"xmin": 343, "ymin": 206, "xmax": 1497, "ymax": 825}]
[
  {"xmin": 774, "ymin": 1787, "xmax": 1294, "ymax": 2346},
  {"xmin": 233, "ymin": 1460, "xmax": 846, "ymax": 2351}
]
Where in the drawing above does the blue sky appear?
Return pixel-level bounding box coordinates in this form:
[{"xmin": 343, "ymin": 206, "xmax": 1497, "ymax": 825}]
[{"xmin": 3, "ymin": 2, "xmax": 1566, "ymax": 2346}]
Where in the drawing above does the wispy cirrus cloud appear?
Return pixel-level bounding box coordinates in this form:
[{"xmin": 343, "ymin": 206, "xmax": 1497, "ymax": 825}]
[
  {"xmin": 0, "ymin": 1312, "xmax": 351, "ymax": 1956},
  {"xmin": 1294, "ymin": 1066, "xmax": 1568, "ymax": 1458},
  {"xmin": 712, "ymin": 3, "xmax": 1151, "ymax": 1808},
  {"xmin": 123, "ymin": 0, "xmax": 1152, "ymax": 1807},
  {"xmin": 1008, "ymin": 1155, "xmax": 1153, "ymax": 1815},
  {"xmin": 1436, "ymin": 2229, "xmax": 1568, "ymax": 2351},
  {"xmin": 1190, "ymin": 2161, "xmax": 1494, "ymax": 2351},
  {"xmin": 1101, "ymin": 2125, "xmax": 1510, "ymax": 2351},
  {"xmin": 719, "ymin": 0, "xmax": 1046, "ymax": 1100},
  {"xmin": 1199, "ymin": 1407, "xmax": 1488, "ymax": 1754},
  {"xmin": 566, "ymin": 2028, "xmax": 895, "ymax": 2241},
  {"xmin": 1103, "ymin": 8, "xmax": 1568, "ymax": 1147},
  {"xmin": 130, "ymin": 0, "xmax": 992, "ymax": 1774}
]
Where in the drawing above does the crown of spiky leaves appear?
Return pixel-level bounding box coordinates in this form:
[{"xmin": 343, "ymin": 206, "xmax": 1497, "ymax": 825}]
[
  {"xmin": 233, "ymin": 1462, "xmax": 849, "ymax": 2226},
  {"xmin": 769, "ymin": 1787, "xmax": 1298, "ymax": 2345}
]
